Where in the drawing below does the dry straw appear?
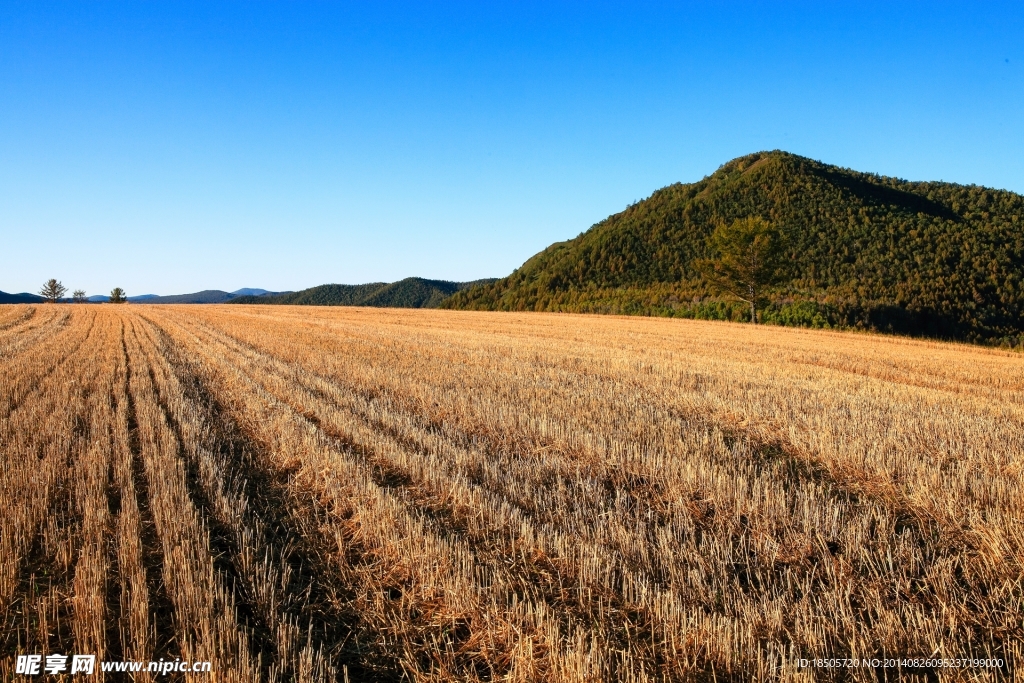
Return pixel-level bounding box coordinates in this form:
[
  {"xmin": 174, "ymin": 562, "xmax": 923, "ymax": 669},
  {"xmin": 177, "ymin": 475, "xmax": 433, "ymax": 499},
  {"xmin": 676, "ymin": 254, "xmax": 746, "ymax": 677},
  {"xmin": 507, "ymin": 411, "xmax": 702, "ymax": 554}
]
[{"xmin": 1, "ymin": 304, "xmax": 1020, "ymax": 681}]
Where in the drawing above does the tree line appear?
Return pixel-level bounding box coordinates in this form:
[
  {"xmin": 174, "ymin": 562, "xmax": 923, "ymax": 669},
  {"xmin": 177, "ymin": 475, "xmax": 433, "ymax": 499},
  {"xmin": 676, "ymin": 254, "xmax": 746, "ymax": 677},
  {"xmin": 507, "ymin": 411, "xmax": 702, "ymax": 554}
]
[{"xmin": 37, "ymin": 279, "xmax": 128, "ymax": 303}]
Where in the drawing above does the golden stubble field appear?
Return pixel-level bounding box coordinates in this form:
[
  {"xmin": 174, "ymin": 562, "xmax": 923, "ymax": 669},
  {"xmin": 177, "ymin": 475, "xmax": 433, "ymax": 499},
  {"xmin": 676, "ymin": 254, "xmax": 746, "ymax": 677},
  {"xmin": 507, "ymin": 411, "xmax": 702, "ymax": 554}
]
[{"xmin": 0, "ymin": 303, "xmax": 1021, "ymax": 682}]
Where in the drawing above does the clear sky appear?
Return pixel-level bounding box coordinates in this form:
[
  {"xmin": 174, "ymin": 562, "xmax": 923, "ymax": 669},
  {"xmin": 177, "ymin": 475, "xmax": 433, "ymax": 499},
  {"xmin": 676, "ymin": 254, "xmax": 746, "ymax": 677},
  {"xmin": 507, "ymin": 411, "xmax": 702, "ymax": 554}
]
[{"xmin": 2, "ymin": 2, "xmax": 1022, "ymax": 296}]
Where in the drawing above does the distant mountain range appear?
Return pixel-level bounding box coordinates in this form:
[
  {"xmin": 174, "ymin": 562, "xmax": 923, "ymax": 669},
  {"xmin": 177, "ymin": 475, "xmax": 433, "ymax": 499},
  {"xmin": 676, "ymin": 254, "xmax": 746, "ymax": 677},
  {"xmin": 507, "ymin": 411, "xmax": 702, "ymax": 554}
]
[
  {"xmin": 83, "ymin": 289, "xmax": 287, "ymax": 303},
  {"xmin": 444, "ymin": 150, "xmax": 1024, "ymax": 345},
  {"xmin": 229, "ymin": 278, "xmax": 495, "ymax": 308},
  {"xmin": 0, "ymin": 288, "xmax": 285, "ymax": 304},
  {"xmin": 126, "ymin": 289, "xmax": 288, "ymax": 304},
  {"xmin": 0, "ymin": 291, "xmax": 44, "ymax": 304},
  {"xmin": 2, "ymin": 282, "xmax": 489, "ymax": 309}
]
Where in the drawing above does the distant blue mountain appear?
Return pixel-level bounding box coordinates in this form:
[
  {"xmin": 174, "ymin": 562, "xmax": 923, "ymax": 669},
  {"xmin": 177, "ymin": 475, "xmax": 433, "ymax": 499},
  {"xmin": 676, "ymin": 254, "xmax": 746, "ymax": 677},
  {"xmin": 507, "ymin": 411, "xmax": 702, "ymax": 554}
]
[
  {"xmin": 1, "ymin": 287, "xmax": 306, "ymax": 305},
  {"xmin": 0, "ymin": 290, "xmax": 44, "ymax": 304},
  {"xmin": 78, "ymin": 293, "xmax": 156, "ymax": 302},
  {"xmin": 125, "ymin": 288, "xmax": 288, "ymax": 303},
  {"xmin": 131, "ymin": 290, "xmax": 233, "ymax": 303},
  {"xmin": 228, "ymin": 278, "xmax": 497, "ymax": 308},
  {"xmin": 83, "ymin": 293, "xmax": 158, "ymax": 302}
]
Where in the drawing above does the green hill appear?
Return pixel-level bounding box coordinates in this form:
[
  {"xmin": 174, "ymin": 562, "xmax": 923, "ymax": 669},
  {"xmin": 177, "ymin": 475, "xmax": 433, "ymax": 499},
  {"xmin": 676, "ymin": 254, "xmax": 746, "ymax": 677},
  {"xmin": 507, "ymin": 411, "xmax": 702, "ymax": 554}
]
[
  {"xmin": 444, "ymin": 151, "xmax": 1024, "ymax": 345},
  {"xmin": 229, "ymin": 277, "xmax": 495, "ymax": 308}
]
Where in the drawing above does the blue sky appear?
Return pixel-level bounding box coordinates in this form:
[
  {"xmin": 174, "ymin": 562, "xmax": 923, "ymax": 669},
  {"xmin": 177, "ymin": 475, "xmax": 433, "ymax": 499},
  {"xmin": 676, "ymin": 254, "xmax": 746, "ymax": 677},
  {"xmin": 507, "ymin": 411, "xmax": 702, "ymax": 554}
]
[{"xmin": 2, "ymin": 2, "xmax": 1022, "ymax": 296}]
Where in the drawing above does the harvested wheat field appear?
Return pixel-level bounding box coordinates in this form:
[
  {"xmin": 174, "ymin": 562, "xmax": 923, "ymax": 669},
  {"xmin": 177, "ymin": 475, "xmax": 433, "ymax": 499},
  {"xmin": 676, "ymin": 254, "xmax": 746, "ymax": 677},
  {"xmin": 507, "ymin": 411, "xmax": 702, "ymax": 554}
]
[{"xmin": 1, "ymin": 303, "xmax": 1022, "ymax": 682}]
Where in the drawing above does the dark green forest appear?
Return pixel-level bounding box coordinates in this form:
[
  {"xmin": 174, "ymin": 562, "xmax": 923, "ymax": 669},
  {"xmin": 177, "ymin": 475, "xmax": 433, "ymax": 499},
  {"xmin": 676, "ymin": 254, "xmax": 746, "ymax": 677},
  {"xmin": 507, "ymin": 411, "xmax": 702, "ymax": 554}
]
[
  {"xmin": 230, "ymin": 277, "xmax": 494, "ymax": 309},
  {"xmin": 443, "ymin": 151, "xmax": 1024, "ymax": 346}
]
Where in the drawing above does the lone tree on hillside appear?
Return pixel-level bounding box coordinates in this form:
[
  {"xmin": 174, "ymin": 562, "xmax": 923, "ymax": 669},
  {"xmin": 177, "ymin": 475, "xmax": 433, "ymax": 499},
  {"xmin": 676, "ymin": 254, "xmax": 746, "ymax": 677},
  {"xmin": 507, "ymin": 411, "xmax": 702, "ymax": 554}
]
[
  {"xmin": 72, "ymin": 289, "xmax": 87, "ymax": 303},
  {"xmin": 698, "ymin": 217, "xmax": 788, "ymax": 324},
  {"xmin": 109, "ymin": 288, "xmax": 127, "ymax": 304},
  {"xmin": 39, "ymin": 279, "xmax": 68, "ymax": 303}
]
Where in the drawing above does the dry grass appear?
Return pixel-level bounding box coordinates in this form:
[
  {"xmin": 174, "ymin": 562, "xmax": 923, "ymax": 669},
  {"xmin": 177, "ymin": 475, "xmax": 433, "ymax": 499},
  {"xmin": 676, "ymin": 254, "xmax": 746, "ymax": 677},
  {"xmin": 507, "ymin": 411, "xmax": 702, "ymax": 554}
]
[{"xmin": 1, "ymin": 303, "xmax": 1021, "ymax": 681}]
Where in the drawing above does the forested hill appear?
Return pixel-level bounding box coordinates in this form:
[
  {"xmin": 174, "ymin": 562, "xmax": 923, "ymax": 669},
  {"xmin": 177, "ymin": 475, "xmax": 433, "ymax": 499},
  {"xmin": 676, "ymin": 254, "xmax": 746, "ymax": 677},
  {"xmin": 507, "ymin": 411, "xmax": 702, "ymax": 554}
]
[
  {"xmin": 230, "ymin": 277, "xmax": 495, "ymax": 308},
  {"xmin": 443, "ymin": 151, "xmax": 1024, "ymax": 345}
]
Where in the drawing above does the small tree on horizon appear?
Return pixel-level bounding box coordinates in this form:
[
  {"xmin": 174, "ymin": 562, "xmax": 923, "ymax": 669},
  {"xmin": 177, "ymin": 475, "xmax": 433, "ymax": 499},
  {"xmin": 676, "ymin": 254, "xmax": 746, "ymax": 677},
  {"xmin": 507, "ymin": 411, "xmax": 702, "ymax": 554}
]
[
  {"xmin": 72, "ymin": 289, "xmax": 87, "ymax": 303},
  {"xmin": 39, "ymin": 279, "xmax": 68, "ymax": 303},
  {"xmin": 698, "ymin": 217, "xmax": 788, "ymax": 324},
  {"xmin": 109, "ymin": 287, "xmax": 127, "ymax": 304}
]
